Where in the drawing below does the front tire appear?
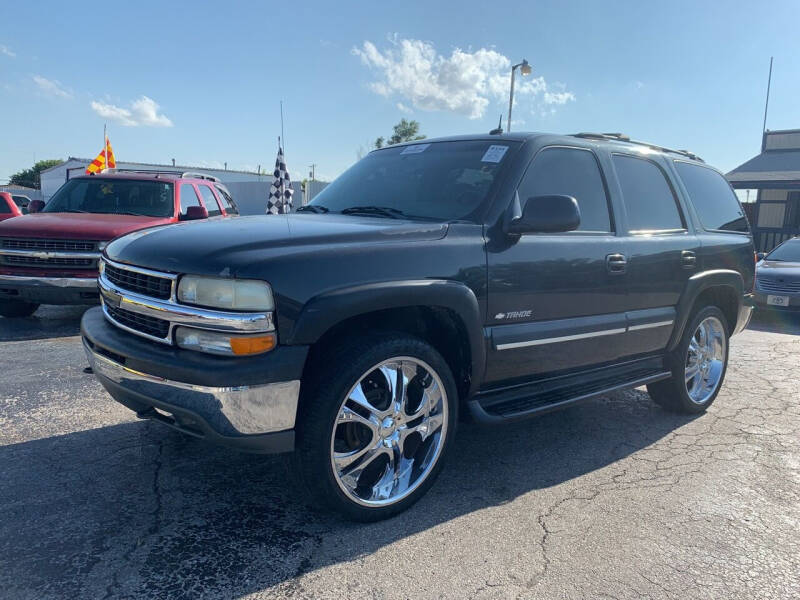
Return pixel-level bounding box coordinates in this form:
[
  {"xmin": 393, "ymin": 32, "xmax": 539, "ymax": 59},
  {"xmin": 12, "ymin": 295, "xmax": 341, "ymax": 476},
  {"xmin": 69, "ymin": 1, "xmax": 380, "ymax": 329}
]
[
  {"xmin": 647, "ymin": 306, "xmax": 729, "ymax": 414},
  {"xmin": 294, "ymin": 333, "xmax": 458, "ymax": 521},
  {"xmin": 0, "ymin": 300, "xmax": 39, "ymax": 318}
]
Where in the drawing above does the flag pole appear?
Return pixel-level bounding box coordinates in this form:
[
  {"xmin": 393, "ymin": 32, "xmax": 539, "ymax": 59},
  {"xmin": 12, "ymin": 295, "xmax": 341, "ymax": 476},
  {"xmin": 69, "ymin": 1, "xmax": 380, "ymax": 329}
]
[
  {"xmin": 104, "ymin": 123, "xmax": 108, "ymax": 172},
  {"xmin": 280, "ymin": 101, "xmax": 285, "ymax": 153}
]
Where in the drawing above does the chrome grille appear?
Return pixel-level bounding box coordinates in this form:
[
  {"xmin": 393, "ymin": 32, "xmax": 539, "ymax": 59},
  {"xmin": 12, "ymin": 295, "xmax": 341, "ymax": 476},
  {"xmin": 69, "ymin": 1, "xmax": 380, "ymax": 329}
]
[
  {"xmin": 757, "ymin": 277, "xmax": 800, "ymax": 294},
  {"xmin": 105, "ymin": 304, "xmax": 170, "ymax": 340},
  {"xmin": 3, "ymin": 255, "xmax": 94, "ymax": 268},
  {"xmin": 104, "ymin": 263, "xmax": 172, "ymax": 300},
  {"xmin": 1, "ymin": 238, "xmax": 97, "ymax": 252}
]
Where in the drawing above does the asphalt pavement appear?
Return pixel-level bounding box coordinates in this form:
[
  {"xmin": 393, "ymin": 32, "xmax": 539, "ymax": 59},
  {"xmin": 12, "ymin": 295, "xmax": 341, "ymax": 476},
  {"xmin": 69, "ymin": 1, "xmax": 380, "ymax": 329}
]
[{"xmin": 1, "ymin": 306, "xmax": 799, "ymax": 599}]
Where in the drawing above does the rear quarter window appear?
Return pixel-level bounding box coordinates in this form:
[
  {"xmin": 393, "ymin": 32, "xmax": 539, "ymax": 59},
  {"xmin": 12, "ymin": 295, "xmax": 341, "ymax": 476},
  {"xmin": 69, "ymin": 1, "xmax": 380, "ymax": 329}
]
[{"xmin": 674, "ymin": 161, "xmax": 749, "ymax": 233}]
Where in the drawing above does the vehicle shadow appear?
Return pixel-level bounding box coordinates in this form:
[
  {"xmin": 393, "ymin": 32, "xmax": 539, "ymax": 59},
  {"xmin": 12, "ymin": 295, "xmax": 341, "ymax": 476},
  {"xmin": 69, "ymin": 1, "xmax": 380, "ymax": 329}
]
[
  {"xmin": 746, "ymin": 309, "xmax": 800, "ymax": 336},
  {"xmin": 0, "ymin": 388, "xmax": 697, "ymax": 599},
  {"xmin": 0, "ymin": 304, "xmax": 90, "ymax": 342}
]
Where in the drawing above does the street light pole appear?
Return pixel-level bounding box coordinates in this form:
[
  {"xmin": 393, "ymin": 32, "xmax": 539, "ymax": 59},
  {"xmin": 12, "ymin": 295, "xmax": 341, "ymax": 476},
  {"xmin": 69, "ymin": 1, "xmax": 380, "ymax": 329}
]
[{"xmin": 507, "ymin": 59, "xmax": 531, "ymax": 133}]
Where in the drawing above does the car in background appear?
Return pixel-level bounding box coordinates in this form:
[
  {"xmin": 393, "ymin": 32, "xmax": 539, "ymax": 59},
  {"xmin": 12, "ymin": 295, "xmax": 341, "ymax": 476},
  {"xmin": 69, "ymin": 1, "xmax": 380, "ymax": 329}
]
[
  {"xmin": 755, "ymin": 237, "xmax": 800, "ymax": 312},
  {"xmin": 0, "ymin": 171, "xmax": 239, "ymax": 318},
  {"xmin": 0, "ymin": 192, "xmax": 25, "ymax": 221}
]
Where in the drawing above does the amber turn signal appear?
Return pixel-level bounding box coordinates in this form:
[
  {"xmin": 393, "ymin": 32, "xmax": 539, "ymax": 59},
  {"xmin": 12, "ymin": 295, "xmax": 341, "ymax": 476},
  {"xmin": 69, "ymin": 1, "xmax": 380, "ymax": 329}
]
[{"xmin": 229, "ymin": 333, "xmax": 277, "ymax": 356}]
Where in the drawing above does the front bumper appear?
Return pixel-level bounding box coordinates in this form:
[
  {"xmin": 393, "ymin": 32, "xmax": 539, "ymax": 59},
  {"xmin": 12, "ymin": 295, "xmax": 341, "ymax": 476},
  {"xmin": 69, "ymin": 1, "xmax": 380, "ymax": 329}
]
[
  {"xmin": 81, "ymin": 307, "xmax": 308, "ymax": 454},
  {"xmin": 753, "ymin": 291, "xmax": 800, "ymax": 312},
  {"xmin": 0, "ymin": 273, "xmax": 99, "ymax": 304}
]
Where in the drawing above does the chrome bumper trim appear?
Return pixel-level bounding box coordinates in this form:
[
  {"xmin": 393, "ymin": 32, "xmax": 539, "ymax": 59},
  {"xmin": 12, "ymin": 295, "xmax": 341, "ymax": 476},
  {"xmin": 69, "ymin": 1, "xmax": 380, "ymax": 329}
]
[
  {"xmin": 84, "ymin": 339, "xmax": 299, "ymax": 435},
  {"xmin": 98, "ymin": 273, "xmax": 274, "ymax": 334},
  {"xmin": 0, "ymin": 248, "xmax": 100, "ymax": 260},
  {"xmin": 0, "ymin": 274, "xmax": 98, "ymax": 288}
]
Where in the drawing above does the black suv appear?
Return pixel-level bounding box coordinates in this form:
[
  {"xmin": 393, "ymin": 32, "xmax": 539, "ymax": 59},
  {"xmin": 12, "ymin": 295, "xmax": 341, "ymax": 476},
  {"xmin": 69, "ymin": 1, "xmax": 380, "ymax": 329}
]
[{"xmin": 81, "ymin": 132, "xmax": 755, "ymax": 521}]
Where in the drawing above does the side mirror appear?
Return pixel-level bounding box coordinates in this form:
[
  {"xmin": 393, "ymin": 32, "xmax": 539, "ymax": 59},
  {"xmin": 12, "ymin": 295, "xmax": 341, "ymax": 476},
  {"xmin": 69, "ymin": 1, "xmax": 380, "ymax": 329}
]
[
  {"xmin": 507, "ymin": 194, "xmax": 581, "ymax": 234},
  {"xmin": 756, "ymin": 252, "xmax": 765, "ymax": 261},
  {"xmin": 180, "ymin": 206, "xmax": 208, "ymax": 221},
  {"xmin": 28, "ymin": 200, "xmax": 45, "ymax": 214}
]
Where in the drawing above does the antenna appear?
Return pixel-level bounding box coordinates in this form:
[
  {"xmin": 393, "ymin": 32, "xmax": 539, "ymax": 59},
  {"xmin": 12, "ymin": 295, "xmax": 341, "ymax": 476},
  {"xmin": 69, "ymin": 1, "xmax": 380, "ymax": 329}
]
[
  {"xmin": 762, "ymin": 57, "xmax": 773, "ymax": 136},
  {"xmin": 489, "ymin": 114, "xmax": 503, "ymax": 135}
]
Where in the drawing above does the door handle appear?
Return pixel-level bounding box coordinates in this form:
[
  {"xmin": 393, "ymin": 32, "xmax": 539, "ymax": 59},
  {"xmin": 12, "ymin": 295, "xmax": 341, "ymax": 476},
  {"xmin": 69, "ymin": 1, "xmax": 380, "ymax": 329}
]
[
  {"xmin": 606, "ymin": 253, "xmax": 627, "ymax": 275},
  {"xmin": 681, "ymin": 250, "xmax": 697, "ymax": 269}
]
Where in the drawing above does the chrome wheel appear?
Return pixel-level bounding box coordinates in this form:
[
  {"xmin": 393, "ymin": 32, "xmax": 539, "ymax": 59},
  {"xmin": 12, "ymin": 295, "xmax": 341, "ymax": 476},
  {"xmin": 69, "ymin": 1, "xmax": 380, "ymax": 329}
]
[
  {"xmin": 330, "ymin": 356, "xmax": 448, "ymax": 507},
  {"xmin": 684, "ymin": 316, "xmax": 726, "ymax": 405}
]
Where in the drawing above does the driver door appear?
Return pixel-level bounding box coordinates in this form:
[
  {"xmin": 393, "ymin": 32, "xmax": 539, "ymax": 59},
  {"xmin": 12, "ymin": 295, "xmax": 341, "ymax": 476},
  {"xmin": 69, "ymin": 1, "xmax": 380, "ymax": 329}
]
[{"xmin": 484, "ymin": 146, "xmax": 628, "ymax": 388}]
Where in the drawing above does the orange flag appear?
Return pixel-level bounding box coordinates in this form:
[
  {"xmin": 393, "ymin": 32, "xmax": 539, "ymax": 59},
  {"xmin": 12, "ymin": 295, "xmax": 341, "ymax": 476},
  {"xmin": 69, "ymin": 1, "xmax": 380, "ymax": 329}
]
[{"xmin": 86, "ymin": 136, "xmax": 116, "ymax": 174}]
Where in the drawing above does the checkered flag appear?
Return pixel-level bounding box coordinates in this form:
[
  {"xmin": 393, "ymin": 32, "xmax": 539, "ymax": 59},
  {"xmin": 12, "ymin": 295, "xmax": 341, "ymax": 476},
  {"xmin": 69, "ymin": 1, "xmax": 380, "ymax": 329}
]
[{"xmin": 267, "ymin": 142, "xmax": 294, "ymax": 214}]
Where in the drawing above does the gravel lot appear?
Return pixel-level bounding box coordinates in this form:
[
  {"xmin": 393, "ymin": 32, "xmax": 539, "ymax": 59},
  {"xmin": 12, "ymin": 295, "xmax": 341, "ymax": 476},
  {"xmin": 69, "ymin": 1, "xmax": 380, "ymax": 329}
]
[{"xmin": 1, "ymin": 306, "xmax": 799, "ymax": 599}]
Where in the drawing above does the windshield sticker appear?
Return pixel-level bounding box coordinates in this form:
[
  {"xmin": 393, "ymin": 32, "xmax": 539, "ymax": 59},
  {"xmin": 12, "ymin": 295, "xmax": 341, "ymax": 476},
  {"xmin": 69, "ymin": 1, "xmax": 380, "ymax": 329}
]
[
  {"xmin": 400, "ymin": 143, "xmax": 430, "ymax": 155},
  {"xmin": 481, "ymin": 145, "xmax": 509, "ymax": 163}
]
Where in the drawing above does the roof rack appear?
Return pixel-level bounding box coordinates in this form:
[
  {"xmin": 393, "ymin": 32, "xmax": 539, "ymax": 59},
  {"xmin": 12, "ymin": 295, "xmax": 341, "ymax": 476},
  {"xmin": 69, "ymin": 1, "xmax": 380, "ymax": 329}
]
[
  {"xmin": 95, "ymin": 168, "xmax": 223, "ymax": 182},
  {"xmin": 100, "ymin": 168, "xmax": 184, "ymax": 178},
  {"xmin": 181, "ymin": 172, "xmax": 221, "ymax": 182},
  {"xmin": 572, "ymin": 132, "xmax": 704, "ymax": 162}
]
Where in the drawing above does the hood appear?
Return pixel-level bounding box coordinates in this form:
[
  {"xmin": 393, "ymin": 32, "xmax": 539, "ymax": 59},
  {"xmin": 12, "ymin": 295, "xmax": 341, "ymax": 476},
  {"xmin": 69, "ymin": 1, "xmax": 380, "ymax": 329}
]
[
  {"xmin": 0, "ymin": 212, "xmax": 174, "ymax": 241},
  {"xmin": 757, "ymin": 259, "xmax": 800, "ymax": 280},
  {"xmin": 106, "ymin": 214, "xmax": 448, "ymax": 276}
]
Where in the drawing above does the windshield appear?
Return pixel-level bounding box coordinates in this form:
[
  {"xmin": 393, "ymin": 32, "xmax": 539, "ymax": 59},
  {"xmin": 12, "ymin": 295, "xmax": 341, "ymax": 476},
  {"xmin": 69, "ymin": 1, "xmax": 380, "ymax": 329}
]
[
  {"xmin": 43, "ymin": 178, "xmax": 174, "ymax": 217},
  {"xmin": 765, "ymin": 239, "xmax": 800, "ymax": 262},
  {"xmin": 308, "ymin": 140, "xmax": 518, "ymax": 222}
]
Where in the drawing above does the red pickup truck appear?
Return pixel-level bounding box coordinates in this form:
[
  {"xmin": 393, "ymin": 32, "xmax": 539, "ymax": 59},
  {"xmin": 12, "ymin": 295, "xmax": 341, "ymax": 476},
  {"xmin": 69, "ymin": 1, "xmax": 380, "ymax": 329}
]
[{"xmin": 0, "ymin": 171, "xmax": 239, "ymax": 317}]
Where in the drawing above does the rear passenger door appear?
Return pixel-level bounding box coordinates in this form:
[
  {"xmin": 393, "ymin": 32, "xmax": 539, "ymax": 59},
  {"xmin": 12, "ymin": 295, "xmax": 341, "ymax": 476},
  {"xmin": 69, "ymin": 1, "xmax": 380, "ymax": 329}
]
[
  {"xmin": 610, "ymin": 153, "xmax": 701, "ymax": 355},
  {"xmin": 485, "ymin": 146, "xmax": 628, "ymax": 387}
]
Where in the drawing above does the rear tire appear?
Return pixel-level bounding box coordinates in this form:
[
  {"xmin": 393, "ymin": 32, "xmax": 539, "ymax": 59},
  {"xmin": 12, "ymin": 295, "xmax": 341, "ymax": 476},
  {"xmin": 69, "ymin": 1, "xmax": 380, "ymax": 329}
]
[
  {"xmin": 647, "ymin": 306, "xmax": 729, "ymax": 414},
  {"xmin": 0, "ymin": 300, "xmax": 39, "ymax": 318},
  {"xmin": 294, "ymin": 333, "xmax": 458, "ymax": 522}
]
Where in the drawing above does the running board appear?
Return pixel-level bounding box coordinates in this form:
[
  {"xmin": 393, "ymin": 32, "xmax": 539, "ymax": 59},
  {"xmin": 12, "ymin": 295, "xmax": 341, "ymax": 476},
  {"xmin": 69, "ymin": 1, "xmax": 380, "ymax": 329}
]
[{"xmin": 469, "ymin": 362, "xmax": 671, "ymax": 424}]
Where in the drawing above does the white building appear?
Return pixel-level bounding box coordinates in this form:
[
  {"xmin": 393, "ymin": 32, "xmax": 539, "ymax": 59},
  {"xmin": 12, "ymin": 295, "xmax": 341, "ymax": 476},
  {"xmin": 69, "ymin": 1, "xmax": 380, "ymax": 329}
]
[{"xmin": 40, "ymin": 158, "xmax": 327, "ymax": 215}]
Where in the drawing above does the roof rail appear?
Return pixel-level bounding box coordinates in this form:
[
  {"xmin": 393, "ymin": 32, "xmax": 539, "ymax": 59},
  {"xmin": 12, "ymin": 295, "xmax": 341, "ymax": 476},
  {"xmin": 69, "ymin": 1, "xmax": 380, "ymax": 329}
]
[
  {"xmin": 571, "ymin": 132, "xmax": 704, "ymax": 163},
  {"xmin": 101, "ymin": 168, "xmax": 184, "ymax": 178},
  {"xmin": 181, "ymin": 172, "xmax": 221, "ymax": 182}
]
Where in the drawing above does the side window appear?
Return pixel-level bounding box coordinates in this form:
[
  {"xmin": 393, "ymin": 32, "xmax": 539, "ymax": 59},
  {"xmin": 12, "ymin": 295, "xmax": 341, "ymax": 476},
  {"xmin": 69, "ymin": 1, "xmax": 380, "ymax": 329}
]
[
  {"xmin": 197, "ymin": 185, "xmax": 222, "ymax": 216},
  {"xmin": 674, "ymin": 161, "xmax": 749, "ymax": 233},
  {"xmin": 214, "ymin": 185, "xmax": 239, "ymax": 215},
  {"xmin": 517, "ymin": 147, "xmax": 612, "ymax": 232},
  {"xmin": 0, "ymin": 198, "xmax": 9, "ymax": 214},
  {"xmin": 179, "ymin": 183, "xmax": 202, "ymax": 216},
  {"xmin": 613, "ymin": 154, "xmax": 684, "ymax": 232}
]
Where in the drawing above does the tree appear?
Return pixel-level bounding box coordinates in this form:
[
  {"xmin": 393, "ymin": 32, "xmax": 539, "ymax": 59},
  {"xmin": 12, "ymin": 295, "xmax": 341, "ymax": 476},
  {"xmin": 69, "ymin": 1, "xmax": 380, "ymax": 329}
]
[
  {"xmin": 374, "ymin": 119, "xmax": 425, "ymax": 149},
  {"xmin": 9, "ymin": 159, "xmax": 63, "ymax": 189}
]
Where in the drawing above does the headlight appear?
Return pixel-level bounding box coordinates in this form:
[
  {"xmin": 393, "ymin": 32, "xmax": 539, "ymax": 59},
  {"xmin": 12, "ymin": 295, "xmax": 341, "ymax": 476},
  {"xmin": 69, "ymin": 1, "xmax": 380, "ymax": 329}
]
[
  {"xmin": 177, "ymin": 275, "xmax": 274, "ymax": 311},
  {"xmin": 175, "ymin": 326, "xmax": 276, "ymax": 356}
]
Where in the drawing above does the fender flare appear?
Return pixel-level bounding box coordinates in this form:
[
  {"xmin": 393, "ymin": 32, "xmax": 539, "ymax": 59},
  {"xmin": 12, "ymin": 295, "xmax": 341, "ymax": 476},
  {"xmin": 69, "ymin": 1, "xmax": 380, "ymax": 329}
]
[
  {"xmin": 667, "ymin": 269, "xmax": 744, "ymax": 351},
  {"xmin": 287, "ymin": 279, "xmax": 486, "ymax": 394}
]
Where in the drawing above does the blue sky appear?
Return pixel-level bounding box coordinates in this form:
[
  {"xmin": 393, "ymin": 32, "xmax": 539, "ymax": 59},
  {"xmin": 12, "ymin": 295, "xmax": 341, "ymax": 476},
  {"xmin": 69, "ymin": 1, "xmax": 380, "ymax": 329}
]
[{"xmin": 1, "ymin": 0, "xmax": 799, "ymax": 184}]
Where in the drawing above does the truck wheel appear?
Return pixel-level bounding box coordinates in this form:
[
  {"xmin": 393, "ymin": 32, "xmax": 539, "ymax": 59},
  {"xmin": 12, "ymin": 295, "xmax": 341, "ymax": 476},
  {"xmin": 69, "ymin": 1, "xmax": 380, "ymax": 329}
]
[
  {"xmin": 294, "ymin": 334, "xmax": 458, "ymax": 521},
  {"xmin": 647, "ymin": 306, "xmax": 729, "ymax": 414},
  {"xmin": 0, "ymin": 300, "xmax": 39, "ymax": 318}
]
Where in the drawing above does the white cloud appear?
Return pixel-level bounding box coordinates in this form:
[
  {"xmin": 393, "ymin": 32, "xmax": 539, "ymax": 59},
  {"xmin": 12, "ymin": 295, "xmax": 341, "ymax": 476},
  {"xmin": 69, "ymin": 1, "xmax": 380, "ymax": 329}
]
[
  {"xmin": 90, "ymin": 95, "xmax": 173, "ymax": 127},
  {"xmin": 32, "ymin": 75, "xmax": 72, "ymax": 99},
  {"xmin": 396, "ymin": 102, "xmax": 412, "ymax": 114},
  {"xmin": 544, "ymin": 91, "xmax": 575, "ymax": 105},
  {"xmin": 353, "ymin": 37, "xmax": 575, "ymax": 119},
  {"xmin": 0, "ymin": 44, "xmax": 15, "ymax": 58}
]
